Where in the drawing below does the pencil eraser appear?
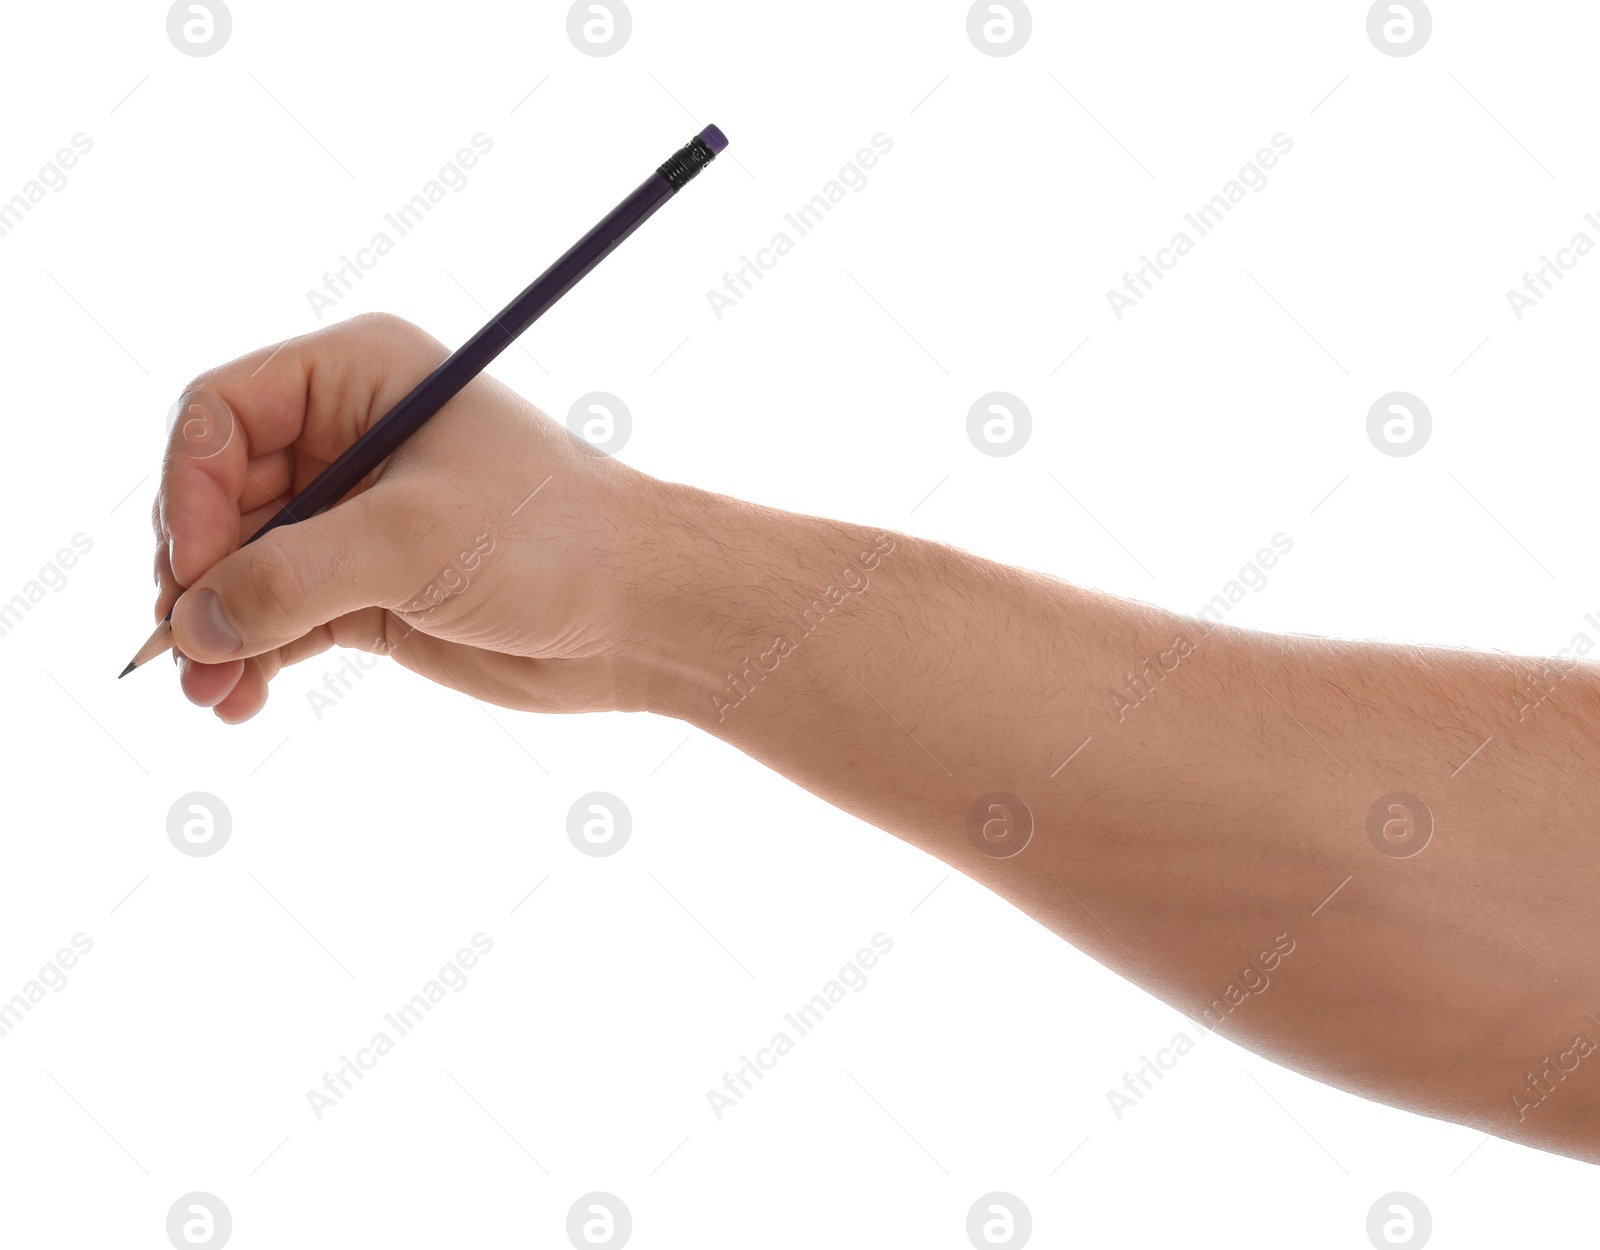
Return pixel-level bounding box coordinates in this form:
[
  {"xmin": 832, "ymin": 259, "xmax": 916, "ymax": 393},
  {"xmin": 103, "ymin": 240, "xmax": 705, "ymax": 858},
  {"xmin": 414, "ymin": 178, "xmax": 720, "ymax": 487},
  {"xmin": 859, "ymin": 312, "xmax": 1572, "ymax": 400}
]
[{"xmin": 698, "ymin": 124, "xmax": 728, "ymax": 154}]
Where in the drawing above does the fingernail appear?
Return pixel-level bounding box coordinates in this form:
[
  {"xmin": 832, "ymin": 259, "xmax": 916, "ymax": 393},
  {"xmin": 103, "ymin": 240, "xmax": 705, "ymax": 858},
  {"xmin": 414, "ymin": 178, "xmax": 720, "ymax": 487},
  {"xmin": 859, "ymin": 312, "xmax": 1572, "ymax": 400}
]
[{"xmin": 188, "ymin": 589, "xmax": 242, "ymax": 656}]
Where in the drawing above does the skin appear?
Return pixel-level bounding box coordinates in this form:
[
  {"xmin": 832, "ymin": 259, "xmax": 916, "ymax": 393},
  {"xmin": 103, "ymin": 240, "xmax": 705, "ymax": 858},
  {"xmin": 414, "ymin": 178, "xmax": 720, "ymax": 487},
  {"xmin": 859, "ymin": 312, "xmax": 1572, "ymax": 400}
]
[{"xmin": 155, "ymin": 313, "xmax": 1600, "ymax": 1165}]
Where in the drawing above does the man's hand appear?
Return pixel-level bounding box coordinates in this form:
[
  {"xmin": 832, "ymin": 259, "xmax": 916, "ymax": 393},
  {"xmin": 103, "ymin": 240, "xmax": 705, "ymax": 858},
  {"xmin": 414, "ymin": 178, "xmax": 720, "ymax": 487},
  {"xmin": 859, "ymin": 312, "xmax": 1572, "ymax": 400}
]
[{"xmin": 154, "ymin": 313, "xmax": 665, "ymax": 720}]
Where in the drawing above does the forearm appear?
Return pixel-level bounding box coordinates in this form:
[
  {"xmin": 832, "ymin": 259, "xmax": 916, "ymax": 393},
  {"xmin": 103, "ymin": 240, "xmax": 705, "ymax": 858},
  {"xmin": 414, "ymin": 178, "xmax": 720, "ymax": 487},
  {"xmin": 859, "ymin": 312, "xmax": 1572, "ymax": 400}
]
[{"xmin": 620, "ymin": 476, "xmax": 1600, "ymax": 1162}]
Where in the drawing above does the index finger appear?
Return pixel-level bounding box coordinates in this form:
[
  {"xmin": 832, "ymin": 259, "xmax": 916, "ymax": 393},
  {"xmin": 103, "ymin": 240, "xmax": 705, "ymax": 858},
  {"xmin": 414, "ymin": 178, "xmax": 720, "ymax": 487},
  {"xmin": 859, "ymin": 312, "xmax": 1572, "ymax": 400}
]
[{"xmin": 152, "ymin": 312, "xmax": 443, "ymax": 589}]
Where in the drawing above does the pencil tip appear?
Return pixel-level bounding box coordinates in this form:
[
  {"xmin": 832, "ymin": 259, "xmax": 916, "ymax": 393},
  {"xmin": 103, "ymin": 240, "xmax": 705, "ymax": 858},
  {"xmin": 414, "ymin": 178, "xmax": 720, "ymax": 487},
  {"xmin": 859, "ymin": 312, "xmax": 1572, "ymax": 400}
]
[{"xmin": 118, "ymin": 659, "xmax": 137, "ymax": 679}]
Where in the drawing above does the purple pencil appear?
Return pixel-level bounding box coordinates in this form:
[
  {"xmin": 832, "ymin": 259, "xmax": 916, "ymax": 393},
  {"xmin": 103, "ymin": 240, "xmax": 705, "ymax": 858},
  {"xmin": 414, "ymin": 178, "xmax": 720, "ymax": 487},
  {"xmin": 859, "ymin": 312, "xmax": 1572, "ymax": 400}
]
[{"xmin": 123, "ymin": 124, "xmax": 728, "ymax": 677}]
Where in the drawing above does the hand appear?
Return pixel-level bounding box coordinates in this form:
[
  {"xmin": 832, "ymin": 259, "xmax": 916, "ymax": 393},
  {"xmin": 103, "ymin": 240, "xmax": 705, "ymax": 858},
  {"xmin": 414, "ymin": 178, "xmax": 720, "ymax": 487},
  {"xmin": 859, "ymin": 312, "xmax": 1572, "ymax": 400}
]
[{"xmin": 154, "ymin": 313, "xmax": 669, "ymax": 722}]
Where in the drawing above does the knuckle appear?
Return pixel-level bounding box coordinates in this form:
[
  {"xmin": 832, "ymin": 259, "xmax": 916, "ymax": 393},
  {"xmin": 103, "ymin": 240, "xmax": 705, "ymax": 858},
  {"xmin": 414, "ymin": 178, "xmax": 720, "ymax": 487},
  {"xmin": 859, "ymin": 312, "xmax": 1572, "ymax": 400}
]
[
  {"xmin": 176, "ymin": 366, "xmax": 221, "ymax": 403},
  {"xmin": 347, "ymin": 310, "xmax": 432, "ymax": 349},
  {"xmin": 245, "ymin": 543, "xmax": 303, "ymax": 632}
]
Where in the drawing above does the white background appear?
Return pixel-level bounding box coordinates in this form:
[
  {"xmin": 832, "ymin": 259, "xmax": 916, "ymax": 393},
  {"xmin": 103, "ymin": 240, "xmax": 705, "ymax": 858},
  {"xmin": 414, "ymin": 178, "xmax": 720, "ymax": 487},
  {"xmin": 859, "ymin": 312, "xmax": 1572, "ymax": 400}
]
[{"xmin": 1, "ymin": 1, "xmax": 1596, "ymax": 1246}]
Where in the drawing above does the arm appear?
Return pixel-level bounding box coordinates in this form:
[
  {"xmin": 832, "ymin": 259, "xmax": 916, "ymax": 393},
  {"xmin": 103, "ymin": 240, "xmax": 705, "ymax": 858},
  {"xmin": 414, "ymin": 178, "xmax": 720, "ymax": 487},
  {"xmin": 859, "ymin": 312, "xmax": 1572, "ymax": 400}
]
[
  {"xmin": 619, "ymin": 483, "xmax": 1600, "ymax": 1164},
  {"xmin": 158, "ymin": 315, "xmax": 1600, "ymax": 1164}
]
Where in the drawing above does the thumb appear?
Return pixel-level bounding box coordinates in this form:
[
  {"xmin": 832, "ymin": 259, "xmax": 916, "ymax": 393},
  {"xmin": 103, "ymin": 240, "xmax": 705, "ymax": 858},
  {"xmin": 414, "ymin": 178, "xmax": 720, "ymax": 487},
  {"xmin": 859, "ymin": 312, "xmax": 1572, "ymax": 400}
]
[{"xmin": 171, "ymin": 492, "xmax": 408, "ymax": 663}]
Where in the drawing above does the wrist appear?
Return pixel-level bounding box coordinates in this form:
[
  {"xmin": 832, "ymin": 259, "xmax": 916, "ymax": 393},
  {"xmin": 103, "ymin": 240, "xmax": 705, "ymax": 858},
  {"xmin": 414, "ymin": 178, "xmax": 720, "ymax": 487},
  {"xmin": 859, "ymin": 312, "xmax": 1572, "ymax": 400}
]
[
  {"xmin": 609, "ymin": 476, "xmax": 772, "ymax": 721},
  {"xmin": 610, "ymin": 475, "xmax": 900, "ymax": 726}
]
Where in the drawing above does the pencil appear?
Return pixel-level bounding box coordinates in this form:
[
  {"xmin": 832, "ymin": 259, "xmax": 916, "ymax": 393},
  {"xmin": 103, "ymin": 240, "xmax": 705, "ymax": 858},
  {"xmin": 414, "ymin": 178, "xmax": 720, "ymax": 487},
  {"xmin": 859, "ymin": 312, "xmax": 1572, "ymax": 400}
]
[{"xmin": 122, "ymin": 124, "xmax": 728, "ymax": 677}]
